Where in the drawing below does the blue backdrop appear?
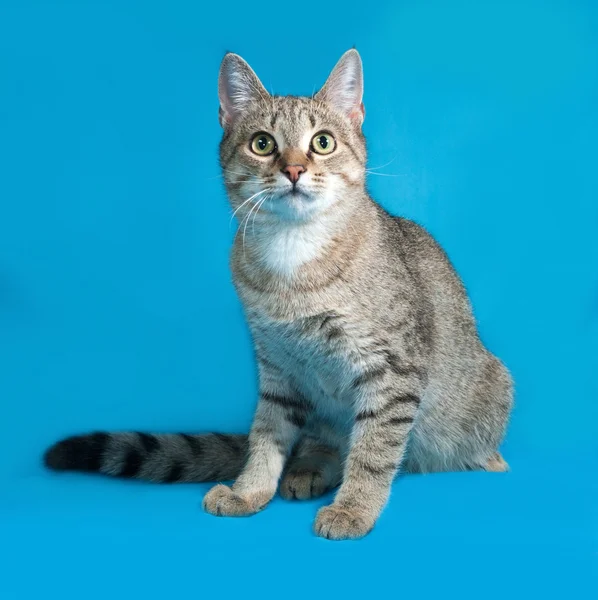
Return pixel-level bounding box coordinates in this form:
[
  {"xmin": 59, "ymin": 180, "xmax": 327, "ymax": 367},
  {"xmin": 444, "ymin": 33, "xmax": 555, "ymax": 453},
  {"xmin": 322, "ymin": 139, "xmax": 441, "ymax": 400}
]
[{"xmin": 1, "ymin": 1, "xmax": 596, "ymax": 598}]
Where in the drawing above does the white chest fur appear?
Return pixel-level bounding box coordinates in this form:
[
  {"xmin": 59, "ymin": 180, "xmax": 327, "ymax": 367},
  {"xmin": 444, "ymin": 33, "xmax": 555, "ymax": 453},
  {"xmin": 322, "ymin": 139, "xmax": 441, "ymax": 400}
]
[{"xmin": 250, "ymin": 212, "xmax": 341, "ymax": 277}]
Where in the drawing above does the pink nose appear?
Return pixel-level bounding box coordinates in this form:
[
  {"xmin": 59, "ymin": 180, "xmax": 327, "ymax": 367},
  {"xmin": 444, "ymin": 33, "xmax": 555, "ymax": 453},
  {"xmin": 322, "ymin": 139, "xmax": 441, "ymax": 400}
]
[{"xmin": 282, "ymin": 164, "xmax": 306, "ymax": 184}]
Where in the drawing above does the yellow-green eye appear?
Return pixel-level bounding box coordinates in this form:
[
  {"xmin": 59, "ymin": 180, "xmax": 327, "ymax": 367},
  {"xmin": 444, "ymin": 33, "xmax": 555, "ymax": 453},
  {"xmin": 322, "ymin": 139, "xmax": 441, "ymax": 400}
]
[
  {"xmin": 311, "ymin": 132, "xmax": 336, "ymax": 155},
  {"xmin": 250, "ymin": 133, "xmax": 276, "ymax": 156}
]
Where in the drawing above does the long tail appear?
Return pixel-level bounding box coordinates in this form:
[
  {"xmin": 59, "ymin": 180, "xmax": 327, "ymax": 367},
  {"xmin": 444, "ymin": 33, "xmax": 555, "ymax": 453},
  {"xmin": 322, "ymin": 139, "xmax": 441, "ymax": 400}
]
[{"xmin": 44, "ymin": 431, "xmax": 248, "ymax": 483}]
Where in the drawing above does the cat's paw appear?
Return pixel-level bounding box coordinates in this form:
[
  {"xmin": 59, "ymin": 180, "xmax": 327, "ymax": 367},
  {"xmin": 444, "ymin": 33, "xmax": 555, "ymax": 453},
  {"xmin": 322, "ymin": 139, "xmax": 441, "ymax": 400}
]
[
  {"xmin": 314, "ymin": 504, "xmax": 374, "ymax": 540},
  {"xmin": 280, "ymin": 467, "xmax": 329, "ymax": 500},
  {"xmin": 202, "ymin": 484, "xmax": 261, "ymax": 517}
]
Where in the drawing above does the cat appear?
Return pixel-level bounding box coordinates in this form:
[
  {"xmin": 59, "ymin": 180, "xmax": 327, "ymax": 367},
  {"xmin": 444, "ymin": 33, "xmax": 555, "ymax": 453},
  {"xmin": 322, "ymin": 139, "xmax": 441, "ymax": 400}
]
[{"xmin": 44, "ymin": 49, "xmax": 513, "ymax": 540}]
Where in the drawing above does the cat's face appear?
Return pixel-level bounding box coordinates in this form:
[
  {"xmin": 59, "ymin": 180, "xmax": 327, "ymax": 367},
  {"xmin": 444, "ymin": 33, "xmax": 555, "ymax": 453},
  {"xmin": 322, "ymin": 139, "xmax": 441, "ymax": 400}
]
[{"xmin": 219, "ymin": 51, "xmax": 367, "ymax": 224}]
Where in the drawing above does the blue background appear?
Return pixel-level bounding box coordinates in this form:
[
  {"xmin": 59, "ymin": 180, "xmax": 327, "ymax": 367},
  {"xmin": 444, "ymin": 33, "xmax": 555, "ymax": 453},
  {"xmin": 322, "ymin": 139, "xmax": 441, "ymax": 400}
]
[{"xmin": 1, "ymin": 0, "xmax": 596, "ymax": 597}]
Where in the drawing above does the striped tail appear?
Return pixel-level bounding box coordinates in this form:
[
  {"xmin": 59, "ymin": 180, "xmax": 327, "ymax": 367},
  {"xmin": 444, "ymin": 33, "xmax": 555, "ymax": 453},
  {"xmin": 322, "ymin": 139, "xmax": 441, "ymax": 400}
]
[{"xmin": 44, "ymin": 431, "xmax": 248, "ymax": 483}]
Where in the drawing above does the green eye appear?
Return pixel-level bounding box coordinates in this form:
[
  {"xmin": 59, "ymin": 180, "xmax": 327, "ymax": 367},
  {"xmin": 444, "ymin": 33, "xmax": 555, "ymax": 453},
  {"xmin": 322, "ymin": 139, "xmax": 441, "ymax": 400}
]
[
  {"xmin": 311, "ymin": 132, "xmax": 336, "ymax": 155},
  {"xmin": 250, "ymin": 133, "xmax": 276, "ymax": 156}
]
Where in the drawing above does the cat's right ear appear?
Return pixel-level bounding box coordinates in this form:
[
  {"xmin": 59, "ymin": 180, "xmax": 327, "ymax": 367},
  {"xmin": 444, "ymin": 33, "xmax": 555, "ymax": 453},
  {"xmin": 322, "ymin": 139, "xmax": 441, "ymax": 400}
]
[{"xmin": 218, "ymin": 53, "xmax": 269, "ymax": 128}]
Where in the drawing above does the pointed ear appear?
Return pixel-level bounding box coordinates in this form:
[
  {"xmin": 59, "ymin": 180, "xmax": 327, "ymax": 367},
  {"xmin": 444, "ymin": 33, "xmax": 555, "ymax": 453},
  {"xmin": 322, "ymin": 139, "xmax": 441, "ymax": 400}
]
[
  {"xmin": 315, "ymin": 49, "xmax": 364, "ymax": 125},
  {"xmin": 218, "ymin": 53, "xmax": 270, "ymax": 128}
]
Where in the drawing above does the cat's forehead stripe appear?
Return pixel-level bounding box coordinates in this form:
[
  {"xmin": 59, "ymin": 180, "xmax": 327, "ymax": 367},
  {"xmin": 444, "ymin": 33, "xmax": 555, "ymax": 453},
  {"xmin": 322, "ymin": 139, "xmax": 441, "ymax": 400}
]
[{"xmin": 264, "ymin": 102, "xmax": 322, "ymax": 148}]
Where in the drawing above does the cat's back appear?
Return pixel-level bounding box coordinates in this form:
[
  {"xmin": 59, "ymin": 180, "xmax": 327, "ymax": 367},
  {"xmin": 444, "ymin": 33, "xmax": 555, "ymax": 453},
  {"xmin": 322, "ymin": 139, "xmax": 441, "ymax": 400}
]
[
  {"xmin": 377, "ymin": 210, "xmax": 481, "ymax": 353},
  {"xmin": 381, "ymin": 211, "xmax": 469, "ymax": 304}
]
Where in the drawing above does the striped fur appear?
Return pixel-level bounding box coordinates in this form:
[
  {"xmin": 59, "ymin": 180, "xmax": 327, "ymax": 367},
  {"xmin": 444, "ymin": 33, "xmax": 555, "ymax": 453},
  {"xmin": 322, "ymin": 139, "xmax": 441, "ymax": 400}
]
[
  {"xmin": 44, "ymin": 50, "xmax": 513, "ymax": 541},
  {"xmin": 44, "ymin": 432, "xmax": 248, "ymax": 483}
]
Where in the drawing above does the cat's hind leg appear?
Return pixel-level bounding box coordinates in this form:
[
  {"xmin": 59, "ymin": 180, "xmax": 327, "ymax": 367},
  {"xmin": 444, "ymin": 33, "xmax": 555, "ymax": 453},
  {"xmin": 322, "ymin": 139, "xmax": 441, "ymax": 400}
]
[
  {"xmin": 280, "ymin": 424, "xmax": 343, "ymax": 500},
  {"xmin": 404, "ymin": 353, "xmax": 512, "ymax": 475},
  {"xmin": 482, "ymin": 451, "xmax": 509, "ymax": 472},
  {"xmin": 402, "ymin": 450, "xmax": 509, "ymax": 473}
]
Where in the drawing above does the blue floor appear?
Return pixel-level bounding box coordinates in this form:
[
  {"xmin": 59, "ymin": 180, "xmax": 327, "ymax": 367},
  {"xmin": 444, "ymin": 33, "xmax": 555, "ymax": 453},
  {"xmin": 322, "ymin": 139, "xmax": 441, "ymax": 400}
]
[
  {"xmin": 2, "ymin": 453, "xmax": 596, "ymax": 598},
  {"xmin": 1, "ymin": 1, "xmax": 597, "ymax": 598}
]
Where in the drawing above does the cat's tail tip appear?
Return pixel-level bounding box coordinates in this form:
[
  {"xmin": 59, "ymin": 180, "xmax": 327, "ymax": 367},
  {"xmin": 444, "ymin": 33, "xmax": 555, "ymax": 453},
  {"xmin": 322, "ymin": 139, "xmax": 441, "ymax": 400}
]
[{"xmin": 44, "ymin": 432, "xmax": 108, "ymax": 472}]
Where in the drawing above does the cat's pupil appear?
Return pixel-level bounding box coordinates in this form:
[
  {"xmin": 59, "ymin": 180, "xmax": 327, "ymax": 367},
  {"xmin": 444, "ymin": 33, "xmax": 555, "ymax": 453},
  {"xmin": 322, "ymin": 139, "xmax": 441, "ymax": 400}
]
[
  {"xmin": 258, "ymin": 137, "xmax": 267, "ymax": 150},
  {"xmin": 318, "ymin": 136, "xmax": 328, "ymax": 149}
]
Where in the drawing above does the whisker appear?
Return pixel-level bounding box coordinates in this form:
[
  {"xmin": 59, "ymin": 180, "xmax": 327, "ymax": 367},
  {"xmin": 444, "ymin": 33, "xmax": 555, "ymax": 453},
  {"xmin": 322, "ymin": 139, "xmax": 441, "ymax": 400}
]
[
  {"xmin": 221, "ymin": 168, "xmax": 255, "ymax": 177},
  {"xmin": 230, "ymin": 190, "xmax": 264, "ymax": 225},
  {"xmin": 251, "ymin": 192, "xmax": 273, "ymax": 235},
  {"xmin": 367, "ymin": 156, "xmax": 397, "ymax": 171},
  {"xmin": 236, "ymin": 205, "xmax": 253, "ymax": 254},
  {"xmin": 230, "ymin": 188, "xmax": 272, "ymax": 227},
  {"xmin": 208, "ymin": 170, "xmax": 265, "ymax": 184},
  {"xmin": 365, "ymin": 171, "xmax": 405, "ymax": 178},
  {"xmin": 365, "ymin": 155, "xmax": 405, "ymax": 178},
  {"xmin": 242, "ymin": 191, "xmax": 269, "ymax": 254},
  {"xmin": 251, "ymin": 200, "xmax": 262, "ymax": 234},
  {"xmin": 222, "ymin": 168, "xmax": 267, "ymax": 181}
]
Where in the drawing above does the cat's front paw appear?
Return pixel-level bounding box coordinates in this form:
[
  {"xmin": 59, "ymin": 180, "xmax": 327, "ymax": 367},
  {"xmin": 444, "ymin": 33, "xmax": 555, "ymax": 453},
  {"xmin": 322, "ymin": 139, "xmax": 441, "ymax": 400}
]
[
  {"xmin": 314, "ymin": 504, "xmax": 374, "ymax": 540},
  {"xmin": 202, "ymin": 484, "xmax": 261, "ymax": 517}
]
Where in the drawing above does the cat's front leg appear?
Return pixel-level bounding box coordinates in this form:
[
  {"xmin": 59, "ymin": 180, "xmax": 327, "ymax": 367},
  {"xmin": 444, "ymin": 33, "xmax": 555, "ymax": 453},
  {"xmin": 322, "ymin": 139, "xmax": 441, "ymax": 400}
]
[
  {"xmin": 203, "ymin": 372, "xmax": 309, "ymax": 517},
  {"xmin": 314, "ymin": 361, "xmax": 424, "ymax": 540}
]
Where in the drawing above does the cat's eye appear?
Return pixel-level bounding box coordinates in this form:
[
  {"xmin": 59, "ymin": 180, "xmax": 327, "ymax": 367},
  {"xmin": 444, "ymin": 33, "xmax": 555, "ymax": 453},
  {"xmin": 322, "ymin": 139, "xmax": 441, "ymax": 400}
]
[
  {"xmin": 250, "ymin": 133, "xmax": 276, "ymax": 156},
  {"xmin": 311, "ymin": 132, "xmax": 336, "ymax": 155}
]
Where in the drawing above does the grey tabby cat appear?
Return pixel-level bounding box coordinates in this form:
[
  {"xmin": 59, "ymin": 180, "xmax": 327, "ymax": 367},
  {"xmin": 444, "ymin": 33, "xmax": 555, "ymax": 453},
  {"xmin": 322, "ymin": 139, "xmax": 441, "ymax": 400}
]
[{"xmin": 45, "ymin": 50, "xmax": 513, "ymax": 540}]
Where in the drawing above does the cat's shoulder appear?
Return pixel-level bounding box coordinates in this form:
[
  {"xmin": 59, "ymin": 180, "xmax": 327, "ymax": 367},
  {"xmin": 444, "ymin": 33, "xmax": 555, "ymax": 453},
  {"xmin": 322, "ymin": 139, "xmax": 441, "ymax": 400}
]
[
  {"xmin": 374, "ymin": 204, "xmax": 436, "ymax": 247},
  {"xmin": 375, "ymin": 206, "xmax": 456, "ymax": 269}
]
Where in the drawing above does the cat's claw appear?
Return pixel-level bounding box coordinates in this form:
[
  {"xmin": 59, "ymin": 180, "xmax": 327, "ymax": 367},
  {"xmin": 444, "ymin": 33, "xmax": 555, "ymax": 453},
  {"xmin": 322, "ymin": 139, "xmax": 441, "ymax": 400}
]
[
  {"xmin": 202, "ymin": 484, "xmax": 259, "ymax": 517},
  {"xmin": 314, "ymin": 504, "xmax": 374, "ymax": 540}
]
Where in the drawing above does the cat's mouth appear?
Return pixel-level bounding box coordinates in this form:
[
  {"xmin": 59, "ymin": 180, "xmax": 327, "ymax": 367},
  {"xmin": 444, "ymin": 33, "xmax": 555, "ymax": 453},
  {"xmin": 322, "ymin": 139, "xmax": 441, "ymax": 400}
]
[
  {"xmin": 279, "ymin": 186, "xmax": 312, "ymax": 201},
  {"xmin": 260, "ymin": 184, "xmax": 323, "ymax": 221}
]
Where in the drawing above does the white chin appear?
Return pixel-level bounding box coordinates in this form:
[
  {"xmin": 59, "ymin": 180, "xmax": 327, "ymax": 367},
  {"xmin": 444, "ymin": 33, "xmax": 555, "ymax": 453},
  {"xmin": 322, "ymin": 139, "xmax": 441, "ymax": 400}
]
[
  {"xmin": 275, "ymin": 196, "xmax": 322, "ymax": 221},
  {"xmin": 268, "ymin": 190, "xmax": 321, "ymax": 221}
]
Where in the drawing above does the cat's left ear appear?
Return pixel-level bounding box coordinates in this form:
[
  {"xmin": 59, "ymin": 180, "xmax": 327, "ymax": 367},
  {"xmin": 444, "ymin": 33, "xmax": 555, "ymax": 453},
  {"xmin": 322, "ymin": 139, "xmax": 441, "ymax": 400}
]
[
  {"xmin": 315, "ymin": 49, "xmax": 364, "ymax": 125},
  {"xmin": 218, "ymin": 53, "xmax": 270, "ymax": 128}
]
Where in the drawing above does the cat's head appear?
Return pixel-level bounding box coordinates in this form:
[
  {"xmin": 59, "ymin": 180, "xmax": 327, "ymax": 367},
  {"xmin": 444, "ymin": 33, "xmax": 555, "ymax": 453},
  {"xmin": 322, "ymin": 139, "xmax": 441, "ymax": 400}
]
[{"xmin": 218, "ymin": 50, "xmax": 366, "ymax": 225}]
